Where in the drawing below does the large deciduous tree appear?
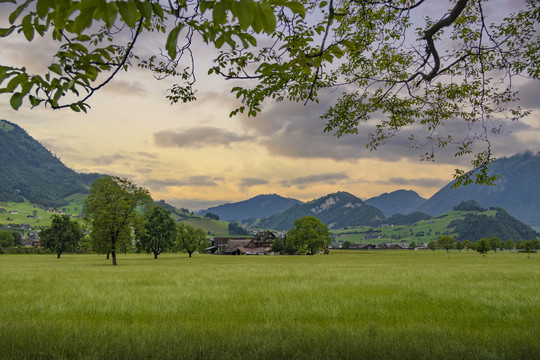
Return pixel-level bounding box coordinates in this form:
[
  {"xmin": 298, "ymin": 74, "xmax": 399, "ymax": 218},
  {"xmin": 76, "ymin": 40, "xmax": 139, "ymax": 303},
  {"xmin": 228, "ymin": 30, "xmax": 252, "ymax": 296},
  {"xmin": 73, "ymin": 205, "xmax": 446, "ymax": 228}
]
[
  {"xmin": 286, "ymin": 216, "xmax": 332, "ymax": 255},
  {"xmin": 176, "ymin": 223, "xmax": 208, "ymax": 258},
  {"xmin": 84, "ymin": 176, "xmax": 150, "ymax": 266},
  {"xmin": 135, "ymin": 204, "xmax": 177, "ymax": 259},
  {"xmin": 0, "ymin": 230, "xmax": 15, "ymax": 248},
  {"xmin": 40, "ymin": 214, "xmax": 83, "ymax": 258},
  {"xmin": 1, "ymin": 1, "xmax": 538, "ymax": 184},
  {"xmin": 476, "ymin": 238, "xmax": 491, "ymax": 256},
  {"xmin": 437, "ymin": 235, "xmax": 456, "ymax": 253}
]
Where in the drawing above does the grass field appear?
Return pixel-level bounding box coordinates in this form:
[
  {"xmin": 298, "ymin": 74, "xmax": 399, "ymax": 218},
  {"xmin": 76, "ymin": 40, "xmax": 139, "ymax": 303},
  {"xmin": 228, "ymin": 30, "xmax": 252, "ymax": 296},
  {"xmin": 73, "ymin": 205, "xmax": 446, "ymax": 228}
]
[{"xmin": 1, "ymin": 251, "xmax": 539, "ymax": 359}]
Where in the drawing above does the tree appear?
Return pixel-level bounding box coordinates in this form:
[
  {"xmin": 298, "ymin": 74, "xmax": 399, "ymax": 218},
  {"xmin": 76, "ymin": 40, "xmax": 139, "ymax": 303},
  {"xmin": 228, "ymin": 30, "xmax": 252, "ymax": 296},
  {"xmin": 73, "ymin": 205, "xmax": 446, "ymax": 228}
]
[
  {"xmin": 488, "ymin": 236, "xmax": 502, "ymax": 253},
  {"xmin": 463, "ymin": 240, "xmax": 475, "ymax": 253},
  {"xmin": 521, "ymin": 240, "xmax": 535, "ymax": 258},
  {"xmin": 84, "ymin": 176, "xmax": 150, "ymax": 266},
  {"xmin": 286, "ymin": 216, "xmax": 332, "ymax": 255},
  {"xmin": 39, "ymin": 214, "xmax": 83, "ymax": 258},
  {"xmin": 456, "ymin": 241, "xmax": 464, "ymax": 252},
  {"xmin": 0, "ymin": 230, "xmax": 14, "ymax": 248},
  {"xmin": 476, "ymin": 238, "xmax": 491, "ymax": 257},
  {"xmin": 438, "ymin": 235, "xmax": 456, "ymax": 253},
  {"xmin": 2, "ymin": 1, "xmax": 537, "ymax": 185},
  {"xmin": 176, "ymin": 223, "xmax": 208, "ymax": 258},
  {"xmin": 135, "ymin": 204, "xmax": 177, "ymax": 259},
  {"xmin": 503, "ymin": 239, "xmax": 515, "ymax": 251},
  {"xmin": 427, "ymin": 241, "xmax": 437, "ymax": 252},
  {"xmin": 409, "ymin": 241, "xmax": 416, "ymax": 249},
  {"xmin": 271, "ymin": 236, "xmax": 285, "ymax": 254},
  {"xmin": 342, "ymin": 240, "xmax": 352, "ymax": 249}
]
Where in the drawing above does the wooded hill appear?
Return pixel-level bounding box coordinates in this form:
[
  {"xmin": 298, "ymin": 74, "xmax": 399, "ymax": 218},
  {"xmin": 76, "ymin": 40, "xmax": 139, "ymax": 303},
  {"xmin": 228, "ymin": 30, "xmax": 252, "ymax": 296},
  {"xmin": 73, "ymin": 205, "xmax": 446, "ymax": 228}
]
[{"xmin": 0, "ymin": 120, "xmax": 102, "ymax": 208}]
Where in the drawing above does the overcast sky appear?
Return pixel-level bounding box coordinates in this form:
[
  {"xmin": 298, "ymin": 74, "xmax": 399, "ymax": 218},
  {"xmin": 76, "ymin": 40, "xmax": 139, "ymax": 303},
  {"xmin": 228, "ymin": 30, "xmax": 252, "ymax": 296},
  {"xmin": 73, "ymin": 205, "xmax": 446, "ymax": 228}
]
[{"xmin": 1, "ymin": 1, "xmax": 539, "ymax": 211}]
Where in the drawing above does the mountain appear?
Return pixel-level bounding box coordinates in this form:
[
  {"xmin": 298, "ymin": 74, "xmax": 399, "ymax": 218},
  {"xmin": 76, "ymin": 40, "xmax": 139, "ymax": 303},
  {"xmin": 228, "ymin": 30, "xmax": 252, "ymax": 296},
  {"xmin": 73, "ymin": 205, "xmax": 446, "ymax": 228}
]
[
  {"xmin": 197, "ymin": 194, "xmax": 302, "ymax": 221},
  {"xmin": 253, "ymin": 191, "xmax": 385, "ymax": 230},
  {"xmin": 418, "ymin": 152, "xmax": 540, "ymax": 226},
  {"xmin": 0, "ymin": 120, "xmax": 102, "ymax": 208},
  {"xmin": 365, "ymin": 189, "xmax": 426, "ymax": 217}
]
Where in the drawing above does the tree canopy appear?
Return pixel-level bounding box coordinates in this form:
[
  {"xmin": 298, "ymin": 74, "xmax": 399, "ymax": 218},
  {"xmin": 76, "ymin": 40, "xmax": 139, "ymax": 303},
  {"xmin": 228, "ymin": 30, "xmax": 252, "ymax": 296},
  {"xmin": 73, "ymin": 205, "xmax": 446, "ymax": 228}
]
[
  {"xmin": 1, "ymin": 0, "xmax": 538, "ymax": 184},
  {"xmin": 39, "ymin": 214, "xmax": 83, "ymax": 258},
  {"xmin": 84, "ymin": 176, "xmax": 150, "ymax": 265},
  {"xmin": 176, "ymin": 222, "xmax": 208, "ymax": 257},
  {"xmin": 286, "ymin": 216, "xmax": 332, "ymax": 255},
  {"xmin": 135, "ymin": 203, "xmax": 177, "ymax": 259}
]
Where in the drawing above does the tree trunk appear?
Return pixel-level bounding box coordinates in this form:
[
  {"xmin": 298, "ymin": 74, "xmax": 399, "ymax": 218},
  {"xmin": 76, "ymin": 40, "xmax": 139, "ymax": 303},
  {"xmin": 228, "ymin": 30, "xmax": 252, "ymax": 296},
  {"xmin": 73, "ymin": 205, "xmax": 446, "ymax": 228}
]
[
  {"xmin": 106, "ymin": 253, "xmax": 110, "ymax": 260},
  {"xmin": 189, "ymin": 252, "xmax": 192, "ymax": 258},
  {"xmin": 57, "ymin": 252, "xmax": 61, "ymax": 259},
  {"xmin": 154, "ymin": 253, "xmax": 158, "ymax": 259},
  {"xmin": 112, "ymin": 251, "xmax": 117, "ymax": 266}
]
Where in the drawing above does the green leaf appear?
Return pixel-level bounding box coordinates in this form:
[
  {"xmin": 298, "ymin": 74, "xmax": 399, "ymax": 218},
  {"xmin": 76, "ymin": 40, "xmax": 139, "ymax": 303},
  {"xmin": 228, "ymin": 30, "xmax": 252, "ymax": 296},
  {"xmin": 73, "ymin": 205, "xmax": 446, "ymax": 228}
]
[
  {"xmin": 0, "ymin": 26, "xmax": 16, "ymax": 37},
  {"xmin": 72, "ymin": 6, "xmax": 96, "ymax": 34},
  {"xmin": 117, "ymin": 0, "xmax": 138, "ymax": 28},
  {"xmin": 257, "ymin": 2, "xmax": 276, "ymax": 34},
  {"xmin": 212, "ymin": 1, "xmax": 227, "ymax": 24},
  {"xmin": 166, "ymin": 24, "xmax": 183, "ymax": 59},
  {"xmin": 49, "ymin": 63, "xmax": 62, "ymax": 75},
  {"xmin": 10, "ymin": 92, "xmax": 23, "ymax": 110},
  {"xmin": 36, "ymin": 0, "xmax": 52, "ymax": 19},
  {"xmin": 8, "ymin": 0, "xmax": 32, "ymax": 25},
  {"xmin": 286, "ymin": 1, "xmax": 305, "ymax": 15},
  {"xmin": 21, "ymin": 14, "xmax": 34, "ymax": 41},
  {"xmin": 233, "ymin": 0, "xmax": 254, "ymax": 30}
]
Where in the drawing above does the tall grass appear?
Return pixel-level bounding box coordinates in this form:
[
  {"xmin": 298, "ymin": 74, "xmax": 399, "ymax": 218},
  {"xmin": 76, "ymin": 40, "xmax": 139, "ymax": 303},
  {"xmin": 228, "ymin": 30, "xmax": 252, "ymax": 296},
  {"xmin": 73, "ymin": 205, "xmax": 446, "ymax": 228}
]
[{"xmin": 1, "ymin": 251, "xmax": 538, "ymax": 359}]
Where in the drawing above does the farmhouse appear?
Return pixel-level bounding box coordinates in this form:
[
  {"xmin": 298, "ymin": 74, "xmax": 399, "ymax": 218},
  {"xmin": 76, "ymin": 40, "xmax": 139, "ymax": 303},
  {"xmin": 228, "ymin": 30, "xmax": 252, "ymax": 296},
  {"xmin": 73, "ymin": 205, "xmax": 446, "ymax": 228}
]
[{"xmin": 208, "ymin": 231, "xmax": 277, "ymax": 255}]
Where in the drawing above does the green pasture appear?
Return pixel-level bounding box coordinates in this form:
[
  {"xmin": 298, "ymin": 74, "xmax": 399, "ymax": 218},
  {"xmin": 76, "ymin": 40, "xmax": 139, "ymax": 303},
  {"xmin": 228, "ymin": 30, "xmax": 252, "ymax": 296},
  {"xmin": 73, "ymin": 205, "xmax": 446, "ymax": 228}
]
[
  {"xmin": 1, "ymin": 251, "xmax": 538, "ymax": 359},
  {"xmin": 179, "ymin": 216, "xmax": 230, "ymax": 236},
  {"xmin": 332, "ymin": 210, "xmax": 498, "ymax": 244},
  {"xmin": 0, "ymin": 195, "xmax": 86, "ymax": 228}
]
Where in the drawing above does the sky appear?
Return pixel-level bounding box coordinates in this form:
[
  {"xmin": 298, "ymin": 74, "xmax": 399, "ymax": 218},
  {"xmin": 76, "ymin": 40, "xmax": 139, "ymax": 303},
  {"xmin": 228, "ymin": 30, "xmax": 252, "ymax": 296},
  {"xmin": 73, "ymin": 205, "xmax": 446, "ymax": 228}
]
[{"xmin": 1, "ymin": 1, "xmax": 539, "ymax": 211}]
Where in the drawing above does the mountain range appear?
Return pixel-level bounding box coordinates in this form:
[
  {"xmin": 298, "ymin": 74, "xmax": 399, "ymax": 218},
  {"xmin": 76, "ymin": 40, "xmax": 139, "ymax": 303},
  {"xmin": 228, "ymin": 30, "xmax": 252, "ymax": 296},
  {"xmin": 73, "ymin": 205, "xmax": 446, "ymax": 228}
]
[{"xmin": 251, "ymin": 191, "xmax": 385, "ymax": 230}]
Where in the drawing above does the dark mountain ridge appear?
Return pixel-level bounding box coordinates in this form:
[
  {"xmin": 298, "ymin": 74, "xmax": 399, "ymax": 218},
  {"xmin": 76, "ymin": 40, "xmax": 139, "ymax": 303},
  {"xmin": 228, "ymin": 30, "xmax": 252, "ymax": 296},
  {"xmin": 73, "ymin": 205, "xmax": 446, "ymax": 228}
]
[
  {"xmin": 197, "ymin": 194, "xmax": 302, "ymax": 221},
  {"xmin": 365, "ymin": 189, "xmax": 426, "ymax": 217},
  {"xmin": 0, "ymin": 120, "xmax": 102, "ymax": 208}
]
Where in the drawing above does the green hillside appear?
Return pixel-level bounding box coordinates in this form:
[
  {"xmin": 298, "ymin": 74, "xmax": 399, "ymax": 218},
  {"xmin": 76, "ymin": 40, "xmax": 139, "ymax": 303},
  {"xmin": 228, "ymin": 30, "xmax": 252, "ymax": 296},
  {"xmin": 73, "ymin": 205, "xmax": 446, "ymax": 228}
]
[
  {"xmin": 0, "ymin": 120, "xmax": 102, "ymax": 208},
  {"xmin": 332, "ymin": 207, "xmax": 537, "ymax": 244}
]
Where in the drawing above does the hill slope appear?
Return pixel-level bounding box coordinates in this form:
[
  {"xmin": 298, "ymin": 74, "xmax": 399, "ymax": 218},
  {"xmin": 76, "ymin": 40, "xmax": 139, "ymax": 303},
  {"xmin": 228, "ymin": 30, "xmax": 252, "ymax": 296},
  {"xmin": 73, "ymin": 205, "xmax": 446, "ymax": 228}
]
[
  {"xmin": 365, "ymin": 190, "xmax": 426, "ymax": 217},
  {"xmin": 418, "ymin": 152, "xmax": 540, "ymax": 226},
  {"xmin": 197, "ymin": 194, "xmax": 302, "ymax": 221},
  {"xmin": 253, "ymin": 191, "xmax": 385, "ymax": 230},
  {"xmin": 0, "ymin": 120, "xmax": 102, "ymax": 207}
]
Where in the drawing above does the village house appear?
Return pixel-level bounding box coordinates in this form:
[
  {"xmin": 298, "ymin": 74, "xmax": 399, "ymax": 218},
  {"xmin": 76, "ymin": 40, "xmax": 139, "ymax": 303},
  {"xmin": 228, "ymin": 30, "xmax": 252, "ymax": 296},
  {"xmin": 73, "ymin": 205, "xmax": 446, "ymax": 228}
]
[
  {"xmin": 208, "ymin": 231, "xmax": 278, "ymax": 255},
  {"xmin": 23, "ymin": 232, "xmax": 40, "ymax": 247}
]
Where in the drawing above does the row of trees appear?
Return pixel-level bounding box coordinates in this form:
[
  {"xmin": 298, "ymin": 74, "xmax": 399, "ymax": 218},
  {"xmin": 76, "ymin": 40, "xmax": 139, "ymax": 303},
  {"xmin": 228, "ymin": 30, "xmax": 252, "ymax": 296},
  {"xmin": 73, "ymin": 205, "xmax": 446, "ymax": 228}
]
[
  {"xmin": 425, "ymin": 236, "xmax": 539, "ymax": 256},
  {"xmin": 38, "ymin": 176, "xmax": 208, "ymax": 264}
]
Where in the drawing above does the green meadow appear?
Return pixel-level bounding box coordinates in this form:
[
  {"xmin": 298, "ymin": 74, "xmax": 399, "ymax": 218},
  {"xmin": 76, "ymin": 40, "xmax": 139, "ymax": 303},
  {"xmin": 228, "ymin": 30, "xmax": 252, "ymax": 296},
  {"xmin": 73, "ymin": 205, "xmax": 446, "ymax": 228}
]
[{"xmin": 1, "ymin": 251, "xmax": 538, "ymax": 360}]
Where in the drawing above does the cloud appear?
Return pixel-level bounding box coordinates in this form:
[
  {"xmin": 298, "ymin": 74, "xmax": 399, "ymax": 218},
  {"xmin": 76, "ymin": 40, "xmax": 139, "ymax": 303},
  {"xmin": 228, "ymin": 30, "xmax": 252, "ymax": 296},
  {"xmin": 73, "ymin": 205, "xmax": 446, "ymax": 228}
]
[
  {"xmin": 145, "ymin": 176, "xmax": 223, "ymax": 190},
  {"xmin": 237, "ymin": 91, "xmax": 540, "ymax": 167},
  {"xmin": 280, "ymin": 172, "xmax": 350, "ymax": 189},
  {"xmin": 382, "ymin": 177, "xmax": 449, "ymax": 188},
  {"xmin": 154, "ymin": 127, "xmax": 255, "ymax": 148},
  {"xmin": 90, "ymin": 154, "xmax": 128, "ymax": 165},
  {"xmin": 239, "ymin": 177, "xmax": 269, "ymax": 190}
]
